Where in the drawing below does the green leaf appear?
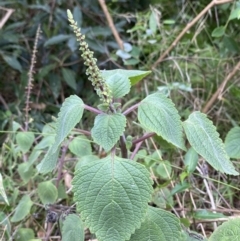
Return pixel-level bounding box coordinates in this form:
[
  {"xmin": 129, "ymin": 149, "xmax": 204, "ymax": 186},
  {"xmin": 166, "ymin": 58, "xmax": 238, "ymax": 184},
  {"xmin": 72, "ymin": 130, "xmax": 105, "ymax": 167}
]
[
  {"xmin": 73, "ymin": 6, "xmax": 82, "ymax": 27},
  {"xmin": 37, "ymin": 146, "xmax": 60, "ymax": 174},
  {"xmin": 155, "ymin": 161, "xmax": 172, "ymax": 180},
  {"xmin": 101, "ymin": 69, "xmax": 151, "ymax": 86},
  {"xmin": 72, "ymin": 156, "xmax": 153, "ymax": 241},
  {"xmin": 171, "ymin": 181, "xmax": 190, "ymax": 195},
  {"xmin": 211, "ymin": 26, "xmax": 225, "ymax": 38},
  {"xmin": 193, "ymin": 210, "xmax": 226, "ymax": 220},
  {"xmin": 15, "ymin": 228, "xmax": 34, "ymax": 241},
  {"xmin": 0, "ymin": 173, "xmax": 9, "ymax": 205},
  {"xmin": 152, "ymin": 187, "xmax": 173, "ymax": 208},
  {"xmin": 11, "ymin": 195, "xmax": 33, "ymax": 222},
  {"xmin": 61, "ymin": 68, "xmax": 77, "ymax": 90},
  {"xmin": 62, "ymin": 214, "xmax": 84, "ymax": 241},
  {"xmin": 1, "ymin": 54, "xmax": 22, "ymax": 72},
  {"xmin": 149, "ymin": 11, "xmax": 157, "ymax": 34},
  {"xmin": 184, "ymin": 147, "xmax": 198, "ymax": 173},
  {"xmin": 37, "ymin": 181, "xmax": 58, "ymax": 205},
  {"xmin": 129, "ymin": 206, "xmax": 182, "ymax": 241},
  {"xmin": 138, "ymin": 92, "xmax": 186, "ymax": 150},
  {"xmin": 209, "ymin": 218, "xmax": 240, "ymax": 241},
  {"xmin": 105, "ymin": 73, "xmax": 131, "ymax": 98},
  {"xmin": 91, "ymin": 113, "xmax": 126, "ymax": 151},
  {"xmin": 44, "ymin": 34, "xmax": 71, "ymax": 46},
  {"xmin": 34, "ymin": 135, "xmax": 55, "ymax": 149},
  {"xmin": 51, "ymin": 95, "xmax": 84, "ymax": 153},
  {"xmin": 229, "ymin": 7, "xmax": 240, "ymax": 21},
  {"xmin": 69, "ymin": 136, "xmax": 92, "ymax": 157},
  {"xmin": 16, "ymin": 132, "xmax": 35, "ymax": 154},
  {"xmin": 75, "ymin": 155, "xmax": 99, "ymax": 170},
  {"xmin": 17, "ymin": 163, "xmax": 35, "ymax": 183},
  {"xmin": 183, "ymin": 111, "xmax": 239, "ymax": 175},
  {"xmin": 225, "ymin": 126, "xmax": 240, "ymax": 158},
  {"xmin": 182, "ymin": 230, "xmax": 207, "ymax": 241}
]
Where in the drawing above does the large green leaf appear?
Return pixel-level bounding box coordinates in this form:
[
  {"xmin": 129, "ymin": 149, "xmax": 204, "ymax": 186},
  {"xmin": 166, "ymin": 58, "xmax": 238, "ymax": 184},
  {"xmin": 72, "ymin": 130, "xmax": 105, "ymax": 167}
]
[
  {"xmin": 101, "ymin": 69, "xmax": 151, "ymax": 85},
  {"xmin": 224, "ymin": 126, "xmax": 240, "ymax": 158},
  {"xmin": 62, "ymin": 214, "xmax": 84, "ymax": 241},
  {"xmin": 37, "ymin": 181, "xmax": 58, "ymax": 205},
  {"xmin": 16, "ymin": 132, "xmax": 35, "ymax": 154},
  {"xmin": 105, "ymin": 72, "xmax": 131, "ymax": 98},
  {"xmin": 129, "ymin": 206, "xmax": 182, "ymax": 241},
  {"xmin": 209, "ymin": 218, "xmax": 240, "ymax": 241},
  {"xmin": 91, "ymin": 113, "xmax": 126, "ymax": 151},
  {"xmin": 183, "ymin": 111, "xmax": 239, "ymax": 175},
  {"xmin": 138, "ymin": 92, "xmax": 185, "ymax": 150},
  {"xmin": 11, "ymin": 195, "xmax": 33, "ymax": 222},
  {"xmin": 51, "ymin": 95, "xmax": 84, "ymax": 153},
  {"xmin": 72, "ymin": 156, "xmax": 153, "ymax": 241}
]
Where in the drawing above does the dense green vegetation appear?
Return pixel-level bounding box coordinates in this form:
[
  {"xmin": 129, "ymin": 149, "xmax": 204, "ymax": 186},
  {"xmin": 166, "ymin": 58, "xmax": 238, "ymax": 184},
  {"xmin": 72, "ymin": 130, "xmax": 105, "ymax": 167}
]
[{"xmin": 1, "ymin": 0, "xmax": 240, "ymax": 240}]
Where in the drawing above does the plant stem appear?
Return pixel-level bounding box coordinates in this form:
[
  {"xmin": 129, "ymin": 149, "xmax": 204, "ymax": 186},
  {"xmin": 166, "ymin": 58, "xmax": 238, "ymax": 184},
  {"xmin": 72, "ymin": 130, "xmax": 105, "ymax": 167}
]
[
  {"xmin": 132, "ymin": 132, "xmax": 155, "ymax": 146},
  {"xmin": 123, "ymin": 102, "xmax": 140, "ymax": 116},
  {"xmin": 84, "ymin": 104, "xmax": 103, "ymax": 114}
]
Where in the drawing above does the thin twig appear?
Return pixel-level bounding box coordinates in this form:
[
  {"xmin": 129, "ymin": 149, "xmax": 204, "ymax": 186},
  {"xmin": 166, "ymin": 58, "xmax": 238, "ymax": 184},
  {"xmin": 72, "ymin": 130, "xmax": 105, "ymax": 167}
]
[
  {"xmin": 152, "ymin": 0, "xmax": 234, "ymax": 69},
  {"xmin": 98, "ymin": 0, "xmax": 124, "ymax": 50},
  {"xmin": 0, "ymin": 7, "xmax": 15, "ymax": 29}
]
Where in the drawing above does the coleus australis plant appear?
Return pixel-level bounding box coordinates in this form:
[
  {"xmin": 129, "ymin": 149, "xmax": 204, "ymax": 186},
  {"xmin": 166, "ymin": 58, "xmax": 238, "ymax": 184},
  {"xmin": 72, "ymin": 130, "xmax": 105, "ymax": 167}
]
[{"xmin": 36, "ymin": 9, "xmax": 239, "ymax": 241}]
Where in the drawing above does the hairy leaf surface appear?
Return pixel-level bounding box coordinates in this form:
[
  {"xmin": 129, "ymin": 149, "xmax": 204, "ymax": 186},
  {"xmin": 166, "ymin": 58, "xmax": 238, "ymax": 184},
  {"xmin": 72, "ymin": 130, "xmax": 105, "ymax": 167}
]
[
  {"xmin": 72, "ymin": 156, "xmax": 153, "ymax": 241},
  {"xmin": 138, "ymin": 92, "xmax": 185, "ymax": 150},
  {"xmin": 183, "ymin": 111, "xmax": 238, "ymax": 175}
]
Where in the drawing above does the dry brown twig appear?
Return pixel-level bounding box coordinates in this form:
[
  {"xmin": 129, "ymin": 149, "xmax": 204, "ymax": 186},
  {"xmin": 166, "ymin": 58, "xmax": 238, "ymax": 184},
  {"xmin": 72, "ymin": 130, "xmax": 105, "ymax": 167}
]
[
  {"xmin": 98, "ymin": 0, "xmax": 124, "ymax": 50},
  {"xmin": 152, "ymin": 0, "xmax": 234, "ymax": 69},
  {"xmin": 0, "ymin": 6, "xmax": 15, "ymax": 29}
]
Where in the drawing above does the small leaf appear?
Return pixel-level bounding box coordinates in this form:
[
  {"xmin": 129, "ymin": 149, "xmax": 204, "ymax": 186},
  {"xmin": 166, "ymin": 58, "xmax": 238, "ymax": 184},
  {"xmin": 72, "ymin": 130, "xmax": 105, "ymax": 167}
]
[
  {"xmin": 15, "ymin": 228, "xmax": 34, "ymax": 241},
  {"xmin": 51, "ymin": 95, "xmax": 84, "ymax": 153},
  {"xmin": 211, "ymin": 26, "xmax": 225, "ymax": 38},
  {"xmin": 17, "ymin": 163, "xmax": 35, "ymax": 183},
  {"xmin": 72, "ymin": 156, "xmax": 153, "ymax": 241},
  {"xmin": 101, "ymin": 69, "xmax": 151, "ymax": 86},
  {"xmin": 105, "ymin": 73, "xmax": 131, "ymax": 98},
  {"xmin": 1, "ymin": 54, "xmax": 22, "ymax": 72},
  {"xmin": 116, "ymin": 49, "xmax": 131, "ymax": 59},
  {"xmin": 11, "ymin": 195, "xmax": 33, "ymax": 222},
  {"xmin": 184, "ymin": 147, "xmax": 198, "ymax": 173},
  {"xmin": 16, "ymin": 132, "xmax": 35, "ymax": 154},
  {"xmin": 171, "ymin": 181, "xmax": 190, "ymax": 195},
  {"xmin": 228, "ymin": 7, "xmax": 240, "ymax": 21},
  {"xmin": 69, "ymin": 136, "xmax": 92, "ymax": 157},
  {"xmin": 155, "ymin": 161, "xmax": 172, "ymax": 180},
  {"xmin": 193, "ymin": 210, "xmax": 226, "ymax": 220},
  {"xmin": 44, "ymin": 34, "xmax": 71, "ymax": 46},
  {"xmin": 183, "ymin": 111, "xmax": 239, "ymax": 175},
  {"xmin": 209, "ymin": 218, "xmax": 240, "ymax": 241},
  {"xmin": 152, "ymin": 187, "xmax": 173, "ymax": 208},
  {"xmin": 34, "ymin": 135, "xmax": 55, "ymax": 149},
  {"xmin": 62, "ymin": 214, "xmax": 84, "ymax": 241},
  {"xmin": 91, "ymin": 113, "xmax": 126, "ymax": 151},
  {"xmin": 149, "ymin": 11, "xmax": 157, "ymax": 34},
  {"xmin": 138, "ymin": 92, "xmax": 186, "ymax": 150},
  {"xmin": 225, "ymin": 126, "xmax": 240, "ymax": 158},
  {"xmin": 61, "ymin": 68, "xmax": 77, "ymax": 90},
  {"xmin": 37, "ymin": 181, "xmax": 58, "ymax": 205},
  {"xmin": 0, "ymin": 173, "xmax": 9, "ymax": 205},
  {"xmin": 129, "ymin": 206, "xmax": 182, "ymax": 241}
]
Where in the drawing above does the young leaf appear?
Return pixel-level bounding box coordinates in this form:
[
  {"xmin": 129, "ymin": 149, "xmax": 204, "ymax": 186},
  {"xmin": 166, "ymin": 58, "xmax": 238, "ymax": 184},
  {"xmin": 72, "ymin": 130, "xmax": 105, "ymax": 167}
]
[
  {"xmin": 184, "ymin": 147, "xmax": 198, "ymax": 173},
  {"xmin": 183, "ymin": 111, "xmax": 239, "ymax": 175},
  {"xmin": 129, "ymin": 206, "xmax": 182, "ymax": 241},
  {"xmin": 11, "ymin": 195, "xmax": 33, "ymax": 222},
  {"xmin": 37, "ymin": 181, "xmax": 58, "ymax": 205},
  {"xmin": 61, "ymin": 68, "xmax": 77, "ymax": 90},
  {"xmin": 209, "ymin": 218, "xmax": 240, "ymax": 241},
  {"xmin": 17, "ymin": 163, "xmax": 35, "ymax": 183},
  {"xmin": 0, "ymin": 173, "xmax": 9, "ymax": 205},
  {"xmin": 211, "ymin": 26, "xmax": 225, "ymax": 38},
  {"xmin": 37, "ymin": 146, "xmax": 60, "ymax": 174},
  {"xmin": 72, "ymin": 156, "xmax": 153, "ymax": 241},
  {"xmin": 138, "ymin": 92, "xmax": 186, "ymax": 150},
  {"xmin": 51, "ymin": 95, "xmax": 84, "ymax": 153},
  {"xmin": 69, "ymin": 136, "xmax": 92, "ymax": 157},
  {"xmin": 91, "ymin": 113, "xmax": 126, "ymax": 151},
  {"xmin": 16, "ymin": 132, "xmax": 35, "ymax": 154},
  {"xmin": 62, "ymin": 214, "xmax": 84, "ymax": 241},
  {"xmin": 101, "ymin": 69, "xmax": 151, "ymax": 86},
  {"xmin": 225, "ymin": 126, "xmax": 240, "ymax": 158},
  {"xmin": 105, "ymin": 73, "xmax": 131, "ymax": 98}
]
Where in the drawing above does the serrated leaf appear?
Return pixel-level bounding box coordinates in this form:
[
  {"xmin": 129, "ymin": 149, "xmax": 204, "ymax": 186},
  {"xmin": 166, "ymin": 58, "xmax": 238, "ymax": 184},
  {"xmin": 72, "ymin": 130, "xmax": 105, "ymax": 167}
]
[
  {"xmin": 101, "ymin": 69, "xmax": 151, "ymax": 86},
  {"xmin": 11, "ymin": 195, "xmax": 33, "ymax": 222},
  {"xmin": 37, "ymin": 146, "xmax": 60, "ymax": 174},
  {"xmin": 61, "ymin": 68, "xmax": 77, "ymax": 90},
  {"xmin": 129, "ymin": 206, "xmax": 182, "ymax": 241},
  {"xmin": 1, "ymin": 54, "xmax": 22, "ymax": 72},
  {"xmin": 183, "ymin": 111, "xmax": 239, "ymax": 175},
  {"xmin": 209, "ymin": 218, "xmax": 240, "ymax": 241},
  {"xmin": 51, "ymin": 95, "xmax": 84, "ymax": 153},
  {"xmin": 44, "ymin": 34, "xmax": 71, "ymax": 46},
  {"xmin": 62, "ymin": 214, "xmax": 84, "ymax": 241},
  {"xmin": 105, "ymin": 73, "xmax": 131, "ymax": 98},
  {"xmin": 69, "ymin": 136, "xmax": 92, "ymax": 157},
  {"xmin": 225, "ymin": 126, "xmax": 240, "ymax": 158},
  {"xmin": 72, "ymin": 156, "xmax": 153, "ymax": 241},
  {"xmin": 138, "ymin": 92, "xmax": 185, "ymax": 150},
  {"xmin": 0, "ymin": 173, "xmax": 9, "ymax": 205},
  {"xmin": 75, "ymin": 155, "xmax": 99, "ymax": 170},
  {"xmin": 91, "ymin": 113, "xmax": 126, "ymax": 151},
  {"xmin": 37, "ymin": 181, "xmax": 58, "ymax": 205},
  {"xmin": 184, "ymin": 147, "xmax": 198, "ymax": 173},
  {"xmin": 16, "ymin": 132, "xmax": 35, "ymax": 154}
]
